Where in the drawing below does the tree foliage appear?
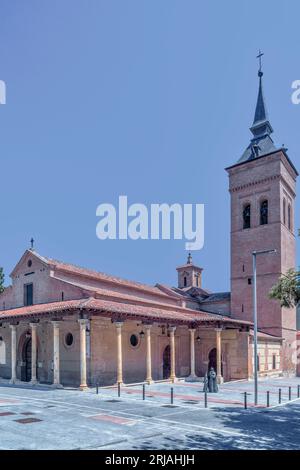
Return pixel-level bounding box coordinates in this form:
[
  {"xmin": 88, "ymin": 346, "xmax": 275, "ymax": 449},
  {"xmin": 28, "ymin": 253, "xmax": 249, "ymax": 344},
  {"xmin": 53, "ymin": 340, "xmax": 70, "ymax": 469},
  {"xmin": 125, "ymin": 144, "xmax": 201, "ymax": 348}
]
[
  {"xmin": 0, "ymin": 267, "xmax": 4, "ymax": 294},
  {"xmin": 269, "ymin": 268, "xmax": 300, "ymax": 308}
]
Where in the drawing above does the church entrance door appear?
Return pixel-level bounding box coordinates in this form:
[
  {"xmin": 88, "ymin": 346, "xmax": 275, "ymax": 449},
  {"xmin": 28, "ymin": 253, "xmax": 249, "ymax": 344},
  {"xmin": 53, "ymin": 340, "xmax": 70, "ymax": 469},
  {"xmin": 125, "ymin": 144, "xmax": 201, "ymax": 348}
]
[
  {"xmin": 163, "ymin": 345, "xmax": 171, "ymax": 379},
  {"xmin": 23, "ymin": 338, "xmax": 32, "ymax": 382},
  {"xmin": 208, "ymin": 347, "xmax": 217, "ymax": 372},
  {"xmin": 208, "ymin": 347, "xmax": 223, "ymax": 375}
]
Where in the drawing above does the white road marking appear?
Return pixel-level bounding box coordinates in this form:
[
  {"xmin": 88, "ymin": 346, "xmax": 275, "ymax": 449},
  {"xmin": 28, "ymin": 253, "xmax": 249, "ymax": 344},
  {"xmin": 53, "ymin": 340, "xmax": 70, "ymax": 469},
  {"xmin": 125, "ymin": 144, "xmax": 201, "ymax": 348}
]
[{"xmin": 0, "ymin": 391, "xmax": 250, "ymax": 438}]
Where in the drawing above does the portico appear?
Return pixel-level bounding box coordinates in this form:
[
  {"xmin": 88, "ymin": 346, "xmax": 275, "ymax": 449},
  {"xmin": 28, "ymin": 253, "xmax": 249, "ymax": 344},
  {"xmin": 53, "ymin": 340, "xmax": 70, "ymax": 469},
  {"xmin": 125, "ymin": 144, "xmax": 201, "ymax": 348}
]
[
  {"xmin": 0, "ymin": 248, "xmax": 282, "ymax": 389},
  {"xmin": 0, "ymin": 303, "xmax": 251, "ymax": 388}
]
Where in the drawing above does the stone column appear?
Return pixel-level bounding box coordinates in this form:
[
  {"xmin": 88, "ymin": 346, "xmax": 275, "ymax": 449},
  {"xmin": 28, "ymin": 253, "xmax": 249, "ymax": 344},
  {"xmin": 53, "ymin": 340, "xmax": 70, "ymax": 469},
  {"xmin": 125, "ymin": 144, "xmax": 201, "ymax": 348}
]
[
  {"xmin": 9, "ymin": 325, "xmax": 17, "ymax": 384},
  {"xmin": 215, "ymin": 328, "xmax": 223, "ymax": 384},
  {"xmin": 188, "ymin": 328, "xmax": 196, "ymax": 379},
  {"xmin": 115, "ymin": 322, "xmax": 123, "ymax": 384},
  {"xmin": 169, "ymin": 326, "xmax": 176, "ymax": 383},
  {"xmin": 29, "ymin": 323, "xmax": 38, "ymax": 385},
  {"xmin": 51, "ymin": 321, "xmax": 61, "ymax": 387},
  {"xmin": 145, "ymin": 325, "xmax": 153, "ymax": 384},
  {"xmin": 78, "ymin": 319, "xmax": 89, "ymax": 390}
]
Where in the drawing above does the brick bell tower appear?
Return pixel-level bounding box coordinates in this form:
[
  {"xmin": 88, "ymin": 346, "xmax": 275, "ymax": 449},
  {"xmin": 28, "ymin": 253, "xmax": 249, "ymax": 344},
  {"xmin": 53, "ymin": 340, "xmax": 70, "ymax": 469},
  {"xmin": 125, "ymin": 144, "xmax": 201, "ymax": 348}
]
[{"xmin": 226, "ymin": 57, "xmax": 298, "ymax": 372}]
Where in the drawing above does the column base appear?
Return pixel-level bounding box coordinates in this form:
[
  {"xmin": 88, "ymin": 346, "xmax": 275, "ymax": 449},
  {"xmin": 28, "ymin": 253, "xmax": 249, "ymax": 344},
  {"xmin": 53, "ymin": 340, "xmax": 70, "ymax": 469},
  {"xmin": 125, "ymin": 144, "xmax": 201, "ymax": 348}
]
[
  {"xmin": 185, "ymin": 375, "xmax": 202, "ymax": 382},
  {"xmin": 146, "ymin": 379, "xmax": 154, "ymax": 385},
  {"xmin": 217, "ymin": 375, "xmax": 224, "ymax": 385},
  {"xmin": 30, "ymin": 379, "xmax": 38, "ymax": 386},
  {"xmin": 9, "ymin": 379, "xmax": 17, "ymax": 385},
  {"xmin": 79, "ymin": 384, "xmax": 89, "ymax": 391},
  {"xmin": 170, "ymin": 376, "xmax": 177, "ymax": 383},
  {"xmin": 51, "ymin": 383, "xmax": 63, "ymax": 389}
]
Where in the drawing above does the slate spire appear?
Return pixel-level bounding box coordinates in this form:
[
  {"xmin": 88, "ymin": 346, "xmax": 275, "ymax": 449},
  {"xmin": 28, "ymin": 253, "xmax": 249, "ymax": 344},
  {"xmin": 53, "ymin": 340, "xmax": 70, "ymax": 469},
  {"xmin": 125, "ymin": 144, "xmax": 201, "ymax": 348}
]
[
  {"xmin": 250, "ymin": 51, "xmax": 273, "ymax": 139},
  {"xmin": 236, "ymin": 52, "xmax": 277, "ymax": 164}
]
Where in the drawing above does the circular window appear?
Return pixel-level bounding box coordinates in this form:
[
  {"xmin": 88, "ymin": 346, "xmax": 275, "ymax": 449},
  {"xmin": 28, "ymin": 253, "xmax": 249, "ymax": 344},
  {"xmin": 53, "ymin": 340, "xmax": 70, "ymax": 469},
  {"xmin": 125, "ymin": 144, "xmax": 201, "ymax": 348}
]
[
  {"xmin": 130, "ymin": 334, "xmax": 139, "ymax": 348},
  {"xmin": 65, "ymin": 333, "xmax": 74, "ymax": 347},
  {"xmin": 27, "ymin": 260, "xmax": 32, "ymax": 267}
]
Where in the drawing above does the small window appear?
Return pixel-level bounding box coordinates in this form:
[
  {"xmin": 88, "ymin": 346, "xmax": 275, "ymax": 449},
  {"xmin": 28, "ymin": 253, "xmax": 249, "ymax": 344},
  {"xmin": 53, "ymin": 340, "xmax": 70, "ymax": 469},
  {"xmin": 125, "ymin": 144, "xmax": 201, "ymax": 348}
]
[
  {"xmin": 65, "ymin": 333, "xmax": 74, "ymax": 347},
  {"xmin": 272, "ymin": 354, "xmax": 276, "ymax": 370},
  {"xmin": 183, "ymin": 276, "xmax": 187, "ymax": 287},
  {"xmin": 27, "ymin": 260, "xmax": 32, "ymax": 268},
  {"xmin": 243, "ymin": 204, "xmax": 251, "ymax": 229},
  {"xmin": 130, "ymin": 334, "xmax": 139, "ymax": 348},
  {"xmin": 260, "ymin": 200, "xmax": 268, "ymax": 225},
  {"xmin": 242, "ymin": 304, "xmax": 244, "ymax": 313},
  {"xmin": 61, "ymin": 292, "xmax": 64, "ymax": 301},
  {"xmin": 288, "ymin": 204, "xmax": 291, "ymax": 230},
  {"xmin": 283, "ymin": 198, "xmax": 286, "ymax": 225},
  {"xmin": 248, "ymin": 278, "xmax": 252, "ymax": 285},
  {"xmin": 24, "ymin": 283, "xmax": 33, "ymax": 306}
]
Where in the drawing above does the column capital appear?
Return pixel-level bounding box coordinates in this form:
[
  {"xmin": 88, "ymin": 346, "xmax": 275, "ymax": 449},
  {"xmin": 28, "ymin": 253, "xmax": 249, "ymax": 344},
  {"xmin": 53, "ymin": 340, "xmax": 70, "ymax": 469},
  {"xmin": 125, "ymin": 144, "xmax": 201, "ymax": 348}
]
[
  {"xmin": 215, "ymin": 327, "xmax": 223, "ymax": 333},
  {"xmin": 144, "ymin": 324, "xmax": 153, "ymax": 331},
  {"xmin": 51, "ymin": 320, "xmax": 61, "ymax": 328},
  {"xmin": 189, "ymin": 328, "xmax": 196, "ymax": 333},
  {"xmin": 78, "ymin": 318, "xmax": 89, "ymax": 327},
  {"xmin": 168, "ymin": 326, "xmax": 176, "ymax": 334},
  {"xmin": 9, "ymin": 324, "xmax": 17, "ymax": 330},
  {"xmin": 114, "ymin": 321, "xmax": 124, "ymax": 328},
  {"xmin": 29, "ymin": 322, "xmax": 38, "ymax": 329}
]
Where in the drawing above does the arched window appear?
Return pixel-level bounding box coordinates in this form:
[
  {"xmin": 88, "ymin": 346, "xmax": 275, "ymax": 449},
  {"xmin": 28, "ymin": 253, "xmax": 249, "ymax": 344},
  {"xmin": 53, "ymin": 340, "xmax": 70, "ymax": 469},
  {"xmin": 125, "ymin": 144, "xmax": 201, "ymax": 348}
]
[
  {"xmin": 260, "ymin": 200, "xmax": 268, "ymax": 225},
  {"xmin": 283, "ymin": 198, "xmax": 286, "ymax": 225},
  {"xmin": 288, "ymin": 204, "xmax": 291, "ymax": 230},
  {"xmin": 183, "ymin": 276, "xmax": 187, "ymax": 287},
  {"xmin": 243, "ymin": 204, "xmax": 251, "ymax": 229}
]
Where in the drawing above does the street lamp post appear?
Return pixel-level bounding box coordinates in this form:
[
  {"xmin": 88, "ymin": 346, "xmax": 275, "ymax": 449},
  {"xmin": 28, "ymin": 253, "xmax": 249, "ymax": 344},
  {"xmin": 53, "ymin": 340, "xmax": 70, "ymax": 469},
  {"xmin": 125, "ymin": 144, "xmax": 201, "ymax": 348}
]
[{"xmin": 252, "ymin": 249, "xmax": 276, "ymax": 405}]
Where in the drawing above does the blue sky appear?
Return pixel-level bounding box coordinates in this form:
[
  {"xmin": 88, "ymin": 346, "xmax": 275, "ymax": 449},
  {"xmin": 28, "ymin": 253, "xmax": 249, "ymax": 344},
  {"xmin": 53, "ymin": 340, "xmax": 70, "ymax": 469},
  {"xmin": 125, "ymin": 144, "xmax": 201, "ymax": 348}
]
[{"xmin": 0, "ymin": 0, "xmax": 299, "ymax": 291}]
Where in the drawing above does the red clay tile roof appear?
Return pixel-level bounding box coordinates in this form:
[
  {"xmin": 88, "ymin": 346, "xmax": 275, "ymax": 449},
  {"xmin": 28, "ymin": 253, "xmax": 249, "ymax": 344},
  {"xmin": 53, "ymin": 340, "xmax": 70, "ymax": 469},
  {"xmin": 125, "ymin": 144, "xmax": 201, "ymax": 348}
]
[
  {"xmin": 0, "ymin": 300, "xmax": 85, "ymax": 320},
  {"xmin": 54, "ymin": 276, "xmax": 180, "ymax": 309},
  {"xmin": 0, "ymin": 297, "xmax": 252, "ymax": 327},
  {"xmin": 42, "ymin": 254, "xmax": 177, "ymax": 299}
]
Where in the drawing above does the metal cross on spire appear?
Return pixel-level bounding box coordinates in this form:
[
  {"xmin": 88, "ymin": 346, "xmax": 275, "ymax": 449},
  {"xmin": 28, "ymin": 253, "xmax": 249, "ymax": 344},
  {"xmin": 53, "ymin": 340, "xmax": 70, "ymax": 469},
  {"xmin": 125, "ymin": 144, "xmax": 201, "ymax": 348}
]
[
  {"xmin": 30, "ymin": 238, "xmax": 34, "ymax": 250},
  {"xmin": 257, "ymin": 50, "xmax": 264, "ymax": 76}
]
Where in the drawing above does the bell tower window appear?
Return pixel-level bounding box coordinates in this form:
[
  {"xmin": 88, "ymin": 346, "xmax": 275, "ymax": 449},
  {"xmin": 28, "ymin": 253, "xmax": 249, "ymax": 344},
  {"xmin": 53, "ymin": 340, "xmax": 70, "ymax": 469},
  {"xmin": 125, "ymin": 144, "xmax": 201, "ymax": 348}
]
[
  {"xmin": 243, "ymin": 204, "xmax": 251, "ymax": 229},
  {"xmin": 260, "ymin": 200, "xmax": 268, "ymax": 225},
  {"xmin": 183, "ymin": 276, "xmax": 187, "ymax": 287},
  {"xmin": 283, "ymin": 198, "xmax": 286, "ymax": 225}
]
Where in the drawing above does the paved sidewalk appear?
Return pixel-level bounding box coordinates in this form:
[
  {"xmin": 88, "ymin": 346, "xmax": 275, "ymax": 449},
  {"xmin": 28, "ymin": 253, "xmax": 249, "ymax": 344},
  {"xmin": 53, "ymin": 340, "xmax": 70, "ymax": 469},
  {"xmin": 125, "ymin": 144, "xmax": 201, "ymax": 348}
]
[{"xmin": 0, "ymin": 377, "xmax": 299, "ymax": 449}]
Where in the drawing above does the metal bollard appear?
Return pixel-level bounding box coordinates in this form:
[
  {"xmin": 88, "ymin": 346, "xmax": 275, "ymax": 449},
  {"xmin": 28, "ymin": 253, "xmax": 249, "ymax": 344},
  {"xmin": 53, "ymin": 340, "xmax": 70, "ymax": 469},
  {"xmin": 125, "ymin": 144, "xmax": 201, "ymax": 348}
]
[
  {"xmin": 267, "ymin": 391, "xmax": 270, "ymax": 408},
  {"xmin": 143, "ymin": 384, "xmax": 145, "ymax": 401},
  {"xmin": 289, "ymin": 386, "xmax": 292, "ymax": 401},
  {"xmin": 298, "ymin": 385, "xmax": 300, "ymax": 399},
  {"xmin": 244, "ymin": 392, "xmax": 247, "ymax": 409},
  {"xmin": 118, "ymin": 382, "xmax": 121, "ymax": 397},
  {"xmin": 171, "ymin": 387, "xmax": 174, "ymax": 405},
  {"xmin": 204, "ymin": 390, "xmax": 208, "ymax": 408},
  {"xmin": 279, "ymin": 388, "xmax": 282, "ymax": 404}
]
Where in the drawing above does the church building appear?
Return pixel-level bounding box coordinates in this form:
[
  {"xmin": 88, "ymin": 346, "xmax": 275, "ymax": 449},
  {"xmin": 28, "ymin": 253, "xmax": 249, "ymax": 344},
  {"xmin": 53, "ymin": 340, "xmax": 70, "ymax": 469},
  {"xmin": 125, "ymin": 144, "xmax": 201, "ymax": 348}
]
[{"xmin": 0, "ymin": 63, "xmax": 297, "ymax": 388}]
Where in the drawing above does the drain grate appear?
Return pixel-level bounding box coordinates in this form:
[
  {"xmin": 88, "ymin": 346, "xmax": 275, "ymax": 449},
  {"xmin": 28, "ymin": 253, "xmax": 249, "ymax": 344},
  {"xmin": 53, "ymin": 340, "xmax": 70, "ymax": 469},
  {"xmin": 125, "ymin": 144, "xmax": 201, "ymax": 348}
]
[
  {"xmin": 14, "ymin": 418, "xmax": 42, "ymax": 424},
  {"xmin": 21, "ymin": 412, "xmax": 35, "ymax": 416},
  {"xmin": 161, "ymin": 405, "xmax": 178, "ymax": 408},
  {"xmin": 0, "ymin": 412, "xmax": 15, "ymax": 417},
  {"xmin": 183, "ymin": 400, "xmax": 199, "ymax": 405},
  {"xmin": 105, "ymin": 399, "xmax": 121, "ymax": 403}
]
